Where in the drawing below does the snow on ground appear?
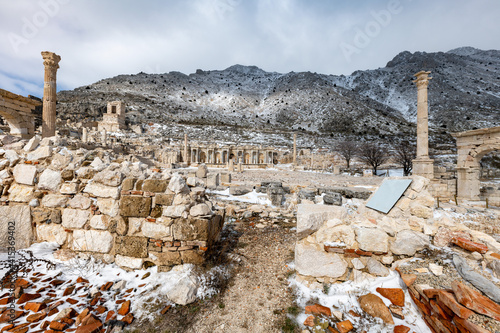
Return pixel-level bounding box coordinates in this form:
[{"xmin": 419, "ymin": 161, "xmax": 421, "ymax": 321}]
[
  {"xmin": 0, "ymin": 242, "xmax": 228, "ymax": 329},
  {"xmin": 208, "ymin": 189, "xmax": 272, "ymax": 206},
  {"xmin": 289, "ymin": 270, "xmax": 431, "ymax": 333}
]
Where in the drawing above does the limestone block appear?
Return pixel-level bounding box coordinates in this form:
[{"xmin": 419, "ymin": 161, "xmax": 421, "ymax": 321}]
[
  {"xmin": 166, "ymin": 273, "xmax": 199, "ymax": 305},
  {"xmin": 409, "ymin": 202, "xmax": 433, "ymax": 219},
  {"xmin": 75, "ymin": 167, "xmax": 96, "ymax": 179},
  {"xmin": 415, "ymin": 190, "xmax": 435, "ymax": 207},
  {"xmin": 142, "ymin": 179, "xmax": 168, "ymax": 192},
  {"xmin": 60, "ymin": 182, "xmax": 79, "ymax": 195},
  {"xmin": 121, "ymin": 178, "xmax": 136, "ymax": 191},
  {"xmin": 8, "ymin": 183, "xmax": 34, "ymax": 202},
  {"xmin": 90, "ymin": 215, "xmax": 111, "ymax": 230},
  {"xmin": 62, "ymin": 208, "xmax": 90, "ymax": 229},
  {"xmin": 366, "ymin": 257, "xmax": 390, "ymax": 276},
  {"xmin": 168, "ymin": 175, "xmax": 189, "ymax": 194},
  {"xmin": 0, "ymin": 205, "xmax": 32, "ymax": 250},
  {"xmin": 163, "ymin": 205, "xmax": 188, "ymax": 218},
  {"xmin": 181, "ymin": 250, "xmax": 204, "ymax": 265},
  {"xmin": 23, "ymin": 135, "xmax": 40, "ymax": 152},
  {"xmin": 229, "ymin": 185, "xmax": 252, "ymax": 196},
  {"xmin": 196, "ymin": 164, "xmax": 208, "ymax": 178},
  {"xmin": 115, "ymin": 236, "xmax": 148, "ymax": 258},
  {"xmin": 190, "ymin": 203, "xmax": 211, "ymax": 217},
  {"xmin": 377, "ymin": 216, "xmax": 410, "ymax": 237},
  {"xmin": 390, "ymin": 230, "xmax": 429, "ymax": 256},
  {"xmin": 297, "ymin": 204, "xmax": 348, "ymax": 239},
  {"xmin": 27, "ymin": 146, "xmax": 52, "ymax": 161},
  {"xmin": 295, "ymin": 243, "xmax": 347, "ymax": 278},
  {"xmin": 323, "ymin": 193, "xmax": 342, "ymax": 206},
  {"xmin": 115, "ymin": 254, "xmax": 144, "ymax": 270},
  {"xmin": 84, "ymin": 182, "xmax": 120, "ymax": 199},
  {"xmin": 4, "ymin": 150, "xmax": 19, "ymax": 166},
  {"xmin": 68, "ymin": 195, "xmax": 92, "ymax": 210},
  {"xmin": 90, "ymin": 157, "xmax": 107, "ymax": 171},
  {"xmin": 115, "ymin": 216, "xmax": 128, "ymax": 236},
  {"xmin": 127, "ymin": 218, "xmax": 143, "ymax": 236},
  {"xmin": 155, "ymin": 251, "xmax": 181, "ymax": 266},
  {"xmin": 351, "ymin": 258, "xmax": 365, "ymax": 270},
  {"xmin": 41, "ymin": 194, "xmax": 68, "ymax": 208},
  {"xmin": 142, "ymin": 222, "xmax": 170, "ymax": 239},
  {"xmin": 36, "ymin": 223, "xmax": 67, "ymax": 245},
  {"xmin": 38, "ymin": 169, "xmax": 62, "ymax": 192},
  {"xmin": 173, "ymin": 193, "xmax": 193, "ymax": 205},
  {"xmin": 72, "ymin": 230, "xmax": 113, "ymax": 253},
  {"xmin": 315, "ymin": 225, "xmax": 356, "ymax": 247},
  {"xmin": 31, "ymin": 207, "xmax": 51, "ymax": 223},
  {"xmin": 220, "ymin": 173, "xmax": 231, "ymax": 183},
  {"xmin": 0, "ymin": 169, "xmax": 10, "ymax": 185},
  {"xmin": 13, "ymin": 164, "xmax": 37, "ymax": 185},
  {"xmin": 94, "ymin": 169, "xmax": 123, "ymax": 186},
  {"xmin": 120, "ymin": 196, "xmax": 152, "ymax": 217},
  {"xmin": 171, "ymin": 218, "xmax": 211, "ymax": 241},
  {"xmin": 97, "ymin": 198, "xmax": 120, "ymax": 217},
  {"xmin": 206, "ymin": 173, "xmax": 219, "ymax": 189},
  {"xmin": 0, "ymin": 160, "xmax": 9, "ymax": 171},
  {"xmin": 50, "ymin": 153, "xmax": 72, "ymax": 170},
  {"xmin": 410, "ymin": 176, "xmax": 429, "ymax": 193},
  {"xmin": 395, "ymin": 197, "xmax": 411, "ymax": 211},
  {"xmin": 355, "ymin": 227, "xmax": 389, "ymax": 253}
]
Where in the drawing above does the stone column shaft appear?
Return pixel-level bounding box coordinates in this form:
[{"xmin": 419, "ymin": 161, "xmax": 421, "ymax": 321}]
[
  {"xmin": 293, "ymin": 133, "xmax": 297, "ymax": 165},
  {"xmin": 184, "ymin": 134, "xmax": 188, "ymax": 164},
  {"xmin": 41, "ymin": 51, "xmax": 61, "ymax": 138}
]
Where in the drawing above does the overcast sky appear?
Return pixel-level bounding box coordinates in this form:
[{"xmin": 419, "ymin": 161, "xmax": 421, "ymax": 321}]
[{"xmin": 1, "ymin": 0, "xmax": 499, "ymax": 97}]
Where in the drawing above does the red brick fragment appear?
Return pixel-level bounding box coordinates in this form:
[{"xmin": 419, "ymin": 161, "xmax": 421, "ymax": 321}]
[
  {"xmin": 105, "ymin": 310, "xmax": 116, "ymax": 323},
  {"xmin": 76, "ymin": 277, "xmax": 89, "ymax": 284},
  {"xmin": 95, "ymin": 305, "xmax": 107, "ymax": 314},
  {"xmin": 0, "ymin": 310, "xmax": 24, "ymax": 323},
  {"xmin": 0, "ymin": 297, "xmax": 13, "ymax": 305},
  {"xmin": 26, "ymin": 312, "xmax": 46, "ymax": 323},
  {"xmin": 303, "ymin": 315, "xmax": 315, "ymax": 327},
  {"xmin": 100, "ymin": 282, "xmax": 114, "ymax": 291},
  {"xmin": 336, "ymin": 320, "xmax": 354, "ymax": 333},
  {"xmin": 452, "ymin": 280, "xmax": 500, "ymax": 321},
  {"xmin": 49, "ymin": 321, "xmax": 67, "ymax": 330},
  {"xmin": 16, "ymin": 293, "xmax": 41, "ymax": 304},
  {"xmin": 394, "ymin": 325, "xmax": 410, "ymax": 333},
  {"xmin": 429, "ymin": 299, "xmax": 453, "ymax": 321},
  {"xmin": 305, "ymin": 303, "xmax": 332, "ymax": 317},
  {"xmin": 438, "ymin": 291, "xmax": 473, "ymax": 319},
  {"xmin": 376, "ymin": 288, "xmax": 405, "ymax": 307},
  {"xmin": 25, "ymin": 302, "xmax": 47, "ymax": 312},
  {"xmin": 75, "ymin": 320, "xmax": 103, "ymax": 333},
  {"xmin": 400, "ymin": 273, "xmax": 417, "ymax": 287},
  {"xmin": 451, "ymin": 237, "xmax": 488, "ymax": 254},
  {"xmin": 160, "ymin": 305, "xmax": 171, "ymax": 315},
  {"xmin": 117, "ymin": 300, "xmax": 131, "ymax": 316},
  {"xmin": 122, "ymin": 313, "xmax": 134, "ymax": 324},
  {"xmin": 454, "ymin": 316, "xmax": 490, "ymax": 333}
]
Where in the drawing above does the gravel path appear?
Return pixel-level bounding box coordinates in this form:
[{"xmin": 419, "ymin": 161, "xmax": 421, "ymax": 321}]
[{"xmin": 189, "ymin": 219, "xmax": 297, "ymax": 333}]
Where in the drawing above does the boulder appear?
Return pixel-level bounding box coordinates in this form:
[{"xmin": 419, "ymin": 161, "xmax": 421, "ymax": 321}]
[
  {"xmin": 13, "ymin": 164, "xmax": 37, "ymax": 185},
  {"xmin": 390, "ymin": 230, "xmax": 429, "ymax": 256},
  {"xmin": 356, "ymin": 227, "xmax": 389, "ymax": 253},
  {"xmin": 229, "ymin": 185, "xmax": 252, "ymax": 196},
  {"xmin": 72, "ymin": 230, "xmax": 114, "ymax": 253},
  {"xmin": 62, "ymin": 208, "xmax": 91, "ymax": 229},
  {"xmin": 168, "ymin": 175, "xmax": 189, "ymax": 194},
  {"xmin": 166, "ymin": 273, "xmax": 199, "ymax": 305},
  {"xmin": 295, "ymin": 243, "xmax": 347, "ymax": 278},
  {"xmin": 323, "ymin": 192, "xmax": 342, "ymax": 206}
]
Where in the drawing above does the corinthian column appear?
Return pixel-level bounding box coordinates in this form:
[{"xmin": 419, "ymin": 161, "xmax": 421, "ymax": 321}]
[
  {"xmin": 412, "ymin": 71, "xmax": 434, "ymax": 179},
  {"xmin": 41, "ymin": 51, "xmax": 61, "ymax": 137}
]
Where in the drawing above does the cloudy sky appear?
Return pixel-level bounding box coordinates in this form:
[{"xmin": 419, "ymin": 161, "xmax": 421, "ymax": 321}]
[{"xmin": 1, "ymin": 0, "xmax": 499, "ymax": 97}]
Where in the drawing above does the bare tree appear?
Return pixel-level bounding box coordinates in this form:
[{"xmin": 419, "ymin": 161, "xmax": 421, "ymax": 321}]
[
  {"xmin": 393, "ymin": 141, "xmax": 416, "ymax": 176},
  {"xmin": 357, "ymin": 142, "xmax": 389, "ymax": 175},
  {"xmin": 335, "ymin": 141, "xmax": 358, "ymax": 169}
]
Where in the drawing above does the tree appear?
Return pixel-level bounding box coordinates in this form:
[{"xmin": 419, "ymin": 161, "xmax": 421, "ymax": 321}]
[
  {"xmin": 335, "ymin": 140, "xmax": 358, "ymax": 169},
  {"xmin": 357, "ymin": 142, "xmax": 389, "ymax": 175},
  {"xmin": 393, "ymin": 141, "xmax": 416, "ymax": 176}
]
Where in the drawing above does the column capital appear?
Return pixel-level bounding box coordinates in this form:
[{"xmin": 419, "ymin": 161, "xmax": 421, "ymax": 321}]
[
  {"xmin": 413, "ymin": 70, "xmax": 432, "ymax": 89},
  {"xmin": 41, "ymin": 51, "xmax": 61, "ymax": 69}
]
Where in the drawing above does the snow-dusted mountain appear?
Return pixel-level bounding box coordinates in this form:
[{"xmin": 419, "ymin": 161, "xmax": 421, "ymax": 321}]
[{"xmin": 56, "ymin": 47, "xmax": 499, "ymax": 148}]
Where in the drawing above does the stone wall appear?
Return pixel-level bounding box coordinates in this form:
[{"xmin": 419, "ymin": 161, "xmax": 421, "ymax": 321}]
[{"xmin": 0, "ymin": 136, "xmax": 224, "ymax": 271}]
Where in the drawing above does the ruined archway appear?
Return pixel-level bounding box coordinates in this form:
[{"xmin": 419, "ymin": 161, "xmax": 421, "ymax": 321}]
[
  {"xmin": 453, "ymin": 126, "xmax": 500, "ymax": 201},
  {"xmin": 0, "ymin": 89, "xmax": 41, "ymax": 139}
]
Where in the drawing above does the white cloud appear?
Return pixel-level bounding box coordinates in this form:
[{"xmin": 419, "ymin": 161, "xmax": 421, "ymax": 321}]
[{"xmin": 0, "ymin": 0, "xmax": 499, "ymax": 98}]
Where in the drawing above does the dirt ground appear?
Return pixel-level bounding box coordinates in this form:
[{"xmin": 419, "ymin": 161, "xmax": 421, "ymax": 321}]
[{"xmin": 130, "ymin": 216, "xmax": 298, "ymax": 333}]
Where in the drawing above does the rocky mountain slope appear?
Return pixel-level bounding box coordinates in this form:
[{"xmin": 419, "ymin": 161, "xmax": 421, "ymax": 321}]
[{"xmin": 56, "ymin": 47, "xmax": 499, "ymax": 149}]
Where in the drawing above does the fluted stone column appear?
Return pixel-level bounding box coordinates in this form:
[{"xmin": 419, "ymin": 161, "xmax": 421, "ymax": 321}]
[
  {"xmin": 412, "ymin": 71, "xmax": 434, "ymax": 179},
  {"xmin": 41, "ymin": 51, "xmax": 61, "ymax": 138},
  {"xmin": 293, "ymin": 133, "xmax": 297, "ymax": 166}
]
